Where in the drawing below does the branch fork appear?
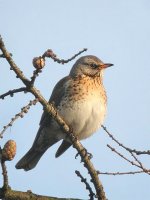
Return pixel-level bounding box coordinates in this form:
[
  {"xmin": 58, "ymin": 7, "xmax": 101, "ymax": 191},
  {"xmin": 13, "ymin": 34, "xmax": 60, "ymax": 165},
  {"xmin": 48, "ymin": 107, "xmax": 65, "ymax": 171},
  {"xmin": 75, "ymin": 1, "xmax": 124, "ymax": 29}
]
[{"xmin": 0, "ymin": 35, "xmax": 105, "ymax": 200}]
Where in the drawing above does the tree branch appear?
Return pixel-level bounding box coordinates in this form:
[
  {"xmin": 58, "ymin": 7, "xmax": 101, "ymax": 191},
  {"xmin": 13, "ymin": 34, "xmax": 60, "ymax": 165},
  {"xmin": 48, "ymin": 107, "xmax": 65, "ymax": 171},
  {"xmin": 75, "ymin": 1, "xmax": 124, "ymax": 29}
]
[
  {"xmin": 0, "ymin": 87, "xmax": 27, "ymax": 99},
  {"xmin": 75, "ymin": 170, "xmax": 95, "ymax": 200},
  {"xmin": 1, "ymin": 160, "xmax": 9, "ymax": 189},
  {"xmin": 0, "ymin": 35, "xmax": 106, "ymax": 200},
  {"xmin": 42, "ymin": 48, "xmax": 87, "ymax": 64},
  {"xmin": 30, "ymin": 48, "xmax": 88, "ymax": 86},
  {"xmin": 0, "ymin": 99, "xmax": 38, "ymax": 138},
  {"xmin": 102, "ymin": 125, "xmax": 150, "ymax": 155},
  {"xmin": 0, "ymin": 188, "xmax": 81, "ymax": 200},
  {"xmin": 107, "ymin": 144, "xmax": 150, "ymax": 175},
  {"xmin": 97, "ymin": 170, "xmax": 144, "ymax": 175}
]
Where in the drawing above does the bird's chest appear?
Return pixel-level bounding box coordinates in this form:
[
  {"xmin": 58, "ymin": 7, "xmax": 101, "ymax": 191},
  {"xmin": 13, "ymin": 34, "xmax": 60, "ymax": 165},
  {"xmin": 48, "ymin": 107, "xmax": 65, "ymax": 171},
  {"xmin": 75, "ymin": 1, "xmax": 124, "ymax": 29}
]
[{"xmin": 58, "ymin": 79, "xmax": 107, "ymax": 140}]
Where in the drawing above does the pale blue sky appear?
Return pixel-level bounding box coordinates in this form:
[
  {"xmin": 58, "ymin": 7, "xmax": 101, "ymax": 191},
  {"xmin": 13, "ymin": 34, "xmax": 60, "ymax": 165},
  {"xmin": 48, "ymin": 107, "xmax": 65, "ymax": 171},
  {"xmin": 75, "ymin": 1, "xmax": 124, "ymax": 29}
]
[{"xmin": 0, "ymin": 0, "xmax": 150, "ymax": 199}]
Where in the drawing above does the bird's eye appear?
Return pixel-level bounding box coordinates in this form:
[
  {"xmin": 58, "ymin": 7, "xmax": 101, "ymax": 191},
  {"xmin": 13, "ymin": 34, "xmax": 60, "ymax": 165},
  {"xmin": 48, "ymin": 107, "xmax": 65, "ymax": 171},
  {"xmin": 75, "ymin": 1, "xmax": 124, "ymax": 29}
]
[{"xmin": 90, "ymin": 63, "xmax": 98, "ymax": 69}]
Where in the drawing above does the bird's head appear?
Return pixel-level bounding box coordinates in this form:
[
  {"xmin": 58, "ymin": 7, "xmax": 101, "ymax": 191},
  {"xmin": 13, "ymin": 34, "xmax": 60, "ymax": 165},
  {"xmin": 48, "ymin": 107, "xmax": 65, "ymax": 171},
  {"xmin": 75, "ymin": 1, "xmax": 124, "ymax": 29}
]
[{"xmin": 70, "ymin": 55, "xmax": 113, "ymax": 78}]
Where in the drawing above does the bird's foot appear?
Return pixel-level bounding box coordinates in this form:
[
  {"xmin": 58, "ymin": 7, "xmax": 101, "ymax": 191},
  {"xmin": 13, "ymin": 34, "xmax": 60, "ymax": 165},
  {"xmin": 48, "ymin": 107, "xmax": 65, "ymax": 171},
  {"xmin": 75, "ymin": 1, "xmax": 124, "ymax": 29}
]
[{"xmin": 75, "ymin": 148, "xmax": 93, "ymax": 161}]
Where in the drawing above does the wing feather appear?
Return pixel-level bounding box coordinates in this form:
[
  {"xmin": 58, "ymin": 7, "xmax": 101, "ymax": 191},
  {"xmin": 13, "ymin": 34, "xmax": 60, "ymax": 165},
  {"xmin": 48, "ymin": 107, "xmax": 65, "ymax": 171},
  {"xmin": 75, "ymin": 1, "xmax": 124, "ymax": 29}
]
[{"xmin": 40, "ymin": 76, "xmax": 70, "ymax": 126}]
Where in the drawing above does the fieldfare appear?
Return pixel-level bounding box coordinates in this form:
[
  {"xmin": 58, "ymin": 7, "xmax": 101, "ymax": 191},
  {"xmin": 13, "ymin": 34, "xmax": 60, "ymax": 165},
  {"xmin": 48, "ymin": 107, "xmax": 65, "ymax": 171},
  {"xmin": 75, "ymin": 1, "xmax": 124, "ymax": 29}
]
[{"xmin": 16, "ymin": 55, "xmax": 113, "ymax": 171}]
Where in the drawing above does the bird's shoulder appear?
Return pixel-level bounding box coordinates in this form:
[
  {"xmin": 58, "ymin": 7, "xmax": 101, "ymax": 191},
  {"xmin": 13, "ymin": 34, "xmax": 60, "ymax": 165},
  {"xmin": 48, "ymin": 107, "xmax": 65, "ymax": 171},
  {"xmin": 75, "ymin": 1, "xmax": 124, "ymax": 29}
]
[{"xmin": 49, "ymin": 76, "xmax": 71, "ymax": 106}]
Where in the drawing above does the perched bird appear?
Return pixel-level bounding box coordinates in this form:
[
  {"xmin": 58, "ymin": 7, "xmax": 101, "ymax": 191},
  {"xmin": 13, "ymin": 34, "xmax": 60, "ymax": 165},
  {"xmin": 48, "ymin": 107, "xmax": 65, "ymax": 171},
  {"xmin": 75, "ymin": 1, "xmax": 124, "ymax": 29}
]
[{"xmin": 16, "ymin": 55, "xmax": 113, "ymax": 171}]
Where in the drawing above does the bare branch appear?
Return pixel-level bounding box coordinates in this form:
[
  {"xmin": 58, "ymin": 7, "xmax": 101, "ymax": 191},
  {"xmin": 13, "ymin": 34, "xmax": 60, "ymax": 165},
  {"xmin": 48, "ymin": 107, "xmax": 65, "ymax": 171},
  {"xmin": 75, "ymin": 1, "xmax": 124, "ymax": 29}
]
[
  {"xmin": 130, "ymin": 152, "xmax": 143, "ymax": 167},
  {"xmin": 0, "ymin": 99, "xmax": 38, "ymax": 138},
  {"xmin": 30, "ymin": 57, "xmax": 45, "ymax": 85},
  {"xmin": 30, "ymin": 69, "xmax": 42, "ymax": 86},
  {"xmin": 130, "ymin": 152, "xmax": 149, "ymax": 174},
  {"xmin": 107, "ymin": 144, "xmax": 140, "ymax": 168},
  {"xmin": 102, "ymin": 125, "xmax": 150, "ymax": 155},
  {"xmin": 0, "ymin": 187, "xmax": 80, "ymax": 200},
  {"xmin": 75, "ymin": 170, "xmax": 95, "ymax": 200},
  {"xmin": 97, "ymin": 170, "xmax": 144, "ymax": 175},
  {"xmin": 42, "ymin": 48, "xmax": 87, "ymax": 64},
  {"xmin": 0, "ymin": 35, "xmax": 106, "ymax": 200},
  {"xmin": 0, "ymin": 87, "xmax": 27, "ymax": 100},
  {"xmin": 29, "ymin": 48, "xmax": 87, "ymax": 86},
  {"xmin": 1, "ymin": 160, "xmax": 9, "ymax": 189},
  {"xmin": 107, "ymin": 144, "xmax": 150, "ymax": 175}
]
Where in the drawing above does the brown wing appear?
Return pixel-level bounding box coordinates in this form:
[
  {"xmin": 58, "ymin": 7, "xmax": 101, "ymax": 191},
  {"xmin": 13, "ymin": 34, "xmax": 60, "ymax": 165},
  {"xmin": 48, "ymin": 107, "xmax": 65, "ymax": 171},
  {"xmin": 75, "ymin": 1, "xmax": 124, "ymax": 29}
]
[
  {"xmin": 38, "ymin": 76, "xmax": 72, "ymax": 157},
  {"xmin": 32, "ymin": 76, "xmax": 70, "ymax": 145},
  {"xmin": 39, "ymin": 76, "xmax": 70, "ymax": 127}
]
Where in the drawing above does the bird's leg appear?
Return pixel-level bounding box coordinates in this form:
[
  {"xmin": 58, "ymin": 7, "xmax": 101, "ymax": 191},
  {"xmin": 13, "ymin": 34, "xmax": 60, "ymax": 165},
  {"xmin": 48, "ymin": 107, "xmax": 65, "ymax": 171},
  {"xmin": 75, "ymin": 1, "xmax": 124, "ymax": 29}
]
[
  {"xmin": 75, "ymin": 148, "xmax": 93, "ymax": 161},
  {"xmin": 66, "ymin": 126, "xmax": 93, "ymax": 161}
]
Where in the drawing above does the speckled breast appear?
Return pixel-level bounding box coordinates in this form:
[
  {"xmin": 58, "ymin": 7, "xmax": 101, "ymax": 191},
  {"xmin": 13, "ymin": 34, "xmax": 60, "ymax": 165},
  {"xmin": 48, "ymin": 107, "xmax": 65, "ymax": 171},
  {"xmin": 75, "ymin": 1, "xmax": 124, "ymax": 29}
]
[{"xmin": 57, "ymin": 76, "xmax": 107, "ymax": 140}]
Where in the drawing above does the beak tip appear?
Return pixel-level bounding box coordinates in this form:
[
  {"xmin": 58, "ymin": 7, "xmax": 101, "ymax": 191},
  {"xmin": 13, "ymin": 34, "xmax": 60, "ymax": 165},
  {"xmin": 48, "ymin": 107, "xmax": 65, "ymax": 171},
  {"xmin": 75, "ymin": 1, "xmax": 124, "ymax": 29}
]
[{"xmin": 102, "ymin": 63, "xmax": 114, "ymax": 68}]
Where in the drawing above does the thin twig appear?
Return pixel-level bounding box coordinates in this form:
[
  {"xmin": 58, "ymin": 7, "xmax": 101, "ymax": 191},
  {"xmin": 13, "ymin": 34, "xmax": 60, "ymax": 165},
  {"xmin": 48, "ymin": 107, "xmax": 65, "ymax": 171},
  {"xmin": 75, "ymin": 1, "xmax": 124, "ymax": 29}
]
[
  {"xmin": 130, "ymin": 152, "xmax": 149, "ymax": 174},
  {"xmin": 75, "ymin": 170, "xmax": 95, "ymax": 200},
  {"xmin": 102, "ymin": 125, "xmax": 150, "ymax": 155},
  {"xmin": 0, "ymin": 98, "xmax": 39, "ymax": 138},
  {"xmin": 130, "ymin": 152, "xmax": 143, "ymax": 167},
  {"xmin": 30, "ymin": 56, "xmax": 45, "ymax": 85},
  {"xmin": 0, "ymin": 35, "xmax": 106, "ymax": 200},
  {"xmin": 107, "ymin": 144, "xmax": 150, "ymax": 175},
  {"xmin": 42, "ymin": 48, "xmax": 87, "ymax": 64},
  {"xmin": 0, "ymin": 87, "xmax": 27, "ymax": 99},
  {"xmin": 1, "ymin": 160, "xmax": 9, "ymax": 189},
  {"xmin": 30, "ymin": 69, "xmax": 42, "ymax": 86},
  {"xmin": 30, "ymin": 48, "xmax": 87, "ymax": 85},
  {"xmin": 107, "ymin": 144, "xmax": 140, "ymax": 168},
  {"xmin": 97, "ymin": 170, "xmax": 144, "ymax": 175}
]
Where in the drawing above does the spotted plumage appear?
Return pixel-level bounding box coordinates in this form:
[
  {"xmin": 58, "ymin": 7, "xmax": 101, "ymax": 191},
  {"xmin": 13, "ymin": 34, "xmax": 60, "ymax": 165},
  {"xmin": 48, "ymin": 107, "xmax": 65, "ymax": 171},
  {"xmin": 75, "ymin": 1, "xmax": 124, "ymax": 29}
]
[{"xmin": 16, "ymin": 55, "xmax": 113, "ymax": 171}]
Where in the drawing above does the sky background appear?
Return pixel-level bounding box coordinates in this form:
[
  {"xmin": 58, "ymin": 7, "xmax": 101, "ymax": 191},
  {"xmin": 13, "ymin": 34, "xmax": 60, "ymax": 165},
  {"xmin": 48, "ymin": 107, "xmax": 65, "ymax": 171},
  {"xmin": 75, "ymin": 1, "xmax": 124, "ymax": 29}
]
[{"xmin": 0, "ymin": 0, "xmax": 150, "ymax": 199}]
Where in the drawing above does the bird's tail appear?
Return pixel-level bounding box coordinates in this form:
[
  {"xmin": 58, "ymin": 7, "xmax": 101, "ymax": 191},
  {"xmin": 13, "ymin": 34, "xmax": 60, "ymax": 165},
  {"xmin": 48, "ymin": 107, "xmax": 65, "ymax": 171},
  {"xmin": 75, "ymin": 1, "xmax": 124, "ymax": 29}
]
[
  {"xmin": 15, "ymin": 147, "xmax": 48, "ymax": 171},
  {"xmin": 16, "ymin": 125, "xmax": 60, "ymax": 171}
]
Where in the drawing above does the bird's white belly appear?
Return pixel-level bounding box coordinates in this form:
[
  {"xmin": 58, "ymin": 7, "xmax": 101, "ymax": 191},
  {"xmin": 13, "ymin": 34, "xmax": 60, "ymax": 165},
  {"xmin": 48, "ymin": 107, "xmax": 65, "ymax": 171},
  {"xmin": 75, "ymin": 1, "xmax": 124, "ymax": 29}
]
[{"xmin": 58, "ymin": 97, "xmax": 106, "ymax": 140}]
